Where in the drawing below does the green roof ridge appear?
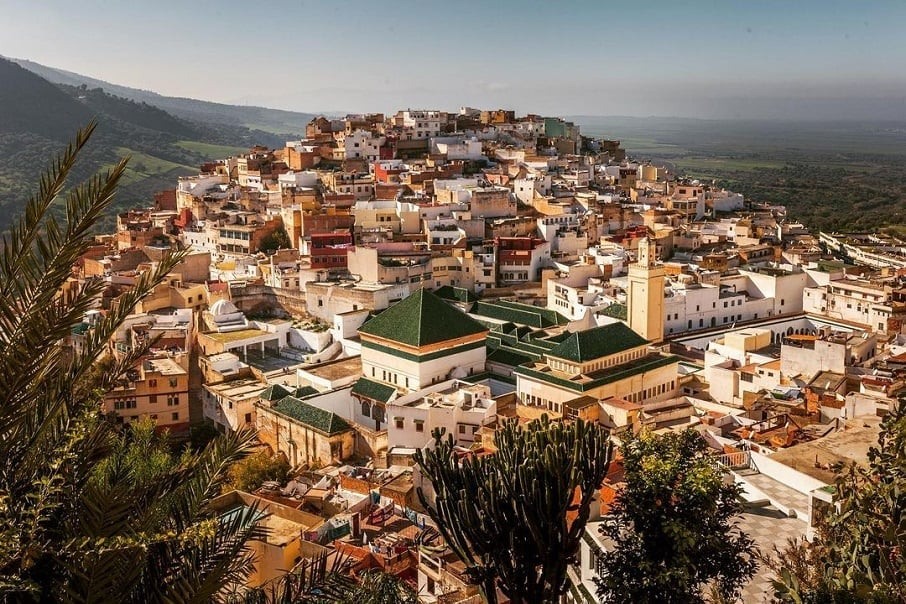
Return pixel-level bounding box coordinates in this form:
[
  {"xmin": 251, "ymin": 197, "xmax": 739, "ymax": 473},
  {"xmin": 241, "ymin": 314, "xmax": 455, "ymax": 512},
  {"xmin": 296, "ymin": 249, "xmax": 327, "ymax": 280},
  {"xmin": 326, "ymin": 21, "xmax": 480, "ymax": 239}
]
[
  {"xmin": 358, "ymin": 289, "xmax": 487, "ymax": 347},
  {"xmin": 271, "ymin": 396, "xmax": 351, "ymax": 435},
  {"xmin": 351, "ymin": 377, "xmax": 397, "ymax": 403},
  {"xmin": 548, "ymin": 324, "xmax": 649, "ymax": 363}
]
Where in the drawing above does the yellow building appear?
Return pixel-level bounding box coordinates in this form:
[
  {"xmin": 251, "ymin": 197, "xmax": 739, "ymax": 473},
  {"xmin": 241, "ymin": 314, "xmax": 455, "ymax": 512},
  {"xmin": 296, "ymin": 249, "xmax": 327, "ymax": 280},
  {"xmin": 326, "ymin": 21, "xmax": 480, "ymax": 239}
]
[
  {"xmin": 627, "ymin": 237, "xmax": 665, "ymax": 342},
  {"xmin": 103, "ymin": 354, "xmax": 190, "ymax": 433},
  {"xmin": 210, "ymin": 491, "xmax": 327, "ymax": 588},
  {"xmin": 256, "ymin": 396, "xmax": 355, "ymax": 467},
  {"xmin": 514, "ymin": 323, "xmax": 678, "ymax": 415}
]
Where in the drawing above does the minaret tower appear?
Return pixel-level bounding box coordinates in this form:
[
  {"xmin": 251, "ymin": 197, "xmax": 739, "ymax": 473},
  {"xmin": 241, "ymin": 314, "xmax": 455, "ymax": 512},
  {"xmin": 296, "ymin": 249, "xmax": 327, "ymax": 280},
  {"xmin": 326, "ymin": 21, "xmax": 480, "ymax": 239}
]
[{"xmin": 627, "ymin": 237, "xmax": 665, "ymax": 342}]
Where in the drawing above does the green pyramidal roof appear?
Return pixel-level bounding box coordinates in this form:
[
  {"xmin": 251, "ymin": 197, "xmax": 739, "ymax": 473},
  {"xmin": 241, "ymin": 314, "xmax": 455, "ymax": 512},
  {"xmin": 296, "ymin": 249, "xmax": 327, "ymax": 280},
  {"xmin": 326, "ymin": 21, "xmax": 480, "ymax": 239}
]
[
  {"xmin": 358, "ymin": 288, "xmax": 487, "ymax": 347},
  {"xmin": 548, "ymin": 323, "xmax": 649, "ymax": 363}
]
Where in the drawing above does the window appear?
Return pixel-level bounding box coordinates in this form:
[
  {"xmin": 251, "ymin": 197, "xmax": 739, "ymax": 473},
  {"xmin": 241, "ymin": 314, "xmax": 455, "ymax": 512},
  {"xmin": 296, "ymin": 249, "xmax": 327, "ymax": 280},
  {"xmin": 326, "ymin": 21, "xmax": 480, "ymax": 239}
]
[
  {"xmin": 361, "ymin": 401, "xmax": 371, "ymax": 418},
  {"xmin": 148, "ymin": 379, "xmax": 157, "ymax": 388},
  {"xmin": 395, "ymin": 418, "xmax": 404, "ymax": 429},
  {"xmin": 168, "ymin": 395, "xmax": 179, "ymax": 407},
  {"xmin": 458, "ymin": 425, "xmax": 465, "ymax": 434},
  {"xmin": 415, "ymin": 421, "xmax": 424, "ymax": 433},
  {"xmin": 114, "ymin": 399, "xmax": 136, "ymax": 410},
  {"xmin": 171, "ymin": 412, "xmax": 179, "ymax": 422},
  {"xmin": 149, "ymin": 394, "xmax": 158, "ymax": 404},
  {"xmin": 169, "ymin": 378, "xmax": 178, "ymax": 388},
  {"xmin": 245, "ymin": 413, "xmax": 252, "ymax": 424}
]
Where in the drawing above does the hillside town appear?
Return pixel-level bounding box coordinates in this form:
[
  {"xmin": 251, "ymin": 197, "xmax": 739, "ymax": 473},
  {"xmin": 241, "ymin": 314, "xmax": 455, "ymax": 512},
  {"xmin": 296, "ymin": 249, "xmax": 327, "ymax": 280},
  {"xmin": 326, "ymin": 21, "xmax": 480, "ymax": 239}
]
[{"xmin": 65, "ymin": 107, "xmax": 906, "ymax": 602}]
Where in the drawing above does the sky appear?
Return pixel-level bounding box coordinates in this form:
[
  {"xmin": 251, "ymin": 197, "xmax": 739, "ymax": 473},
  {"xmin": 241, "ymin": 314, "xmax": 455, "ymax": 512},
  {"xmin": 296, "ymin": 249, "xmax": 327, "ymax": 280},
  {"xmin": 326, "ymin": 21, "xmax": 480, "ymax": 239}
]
[{"xmin": 2, "ymin": 0, "xmax": 906, "ymax": 120}]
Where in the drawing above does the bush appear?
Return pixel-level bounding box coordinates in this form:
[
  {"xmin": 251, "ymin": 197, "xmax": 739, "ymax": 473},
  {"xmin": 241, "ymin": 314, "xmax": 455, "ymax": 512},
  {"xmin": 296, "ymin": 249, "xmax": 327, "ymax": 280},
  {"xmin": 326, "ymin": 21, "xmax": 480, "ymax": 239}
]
[{"xmin": 226, "ymin": 450, "xmax": 290, "ymax": 493}]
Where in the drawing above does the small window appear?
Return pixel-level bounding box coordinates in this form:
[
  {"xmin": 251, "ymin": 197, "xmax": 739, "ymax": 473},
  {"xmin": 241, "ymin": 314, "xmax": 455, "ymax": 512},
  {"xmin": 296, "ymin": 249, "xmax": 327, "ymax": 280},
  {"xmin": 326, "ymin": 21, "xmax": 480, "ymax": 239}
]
[
  {"xmin": 458, "ymin": 425, "xmax": 465, "ymax": 434},
  {"xmin": 245, "ymin": 413, "xmax": 252, "ymax": 424},
  {"xmin": 148, "ymin": 379, "xmax": 157, "ymax": 388},
  {"xmin": 171, "ymin": 412, "xmax": 179, "ymax": 421},
  {"xmin": 415, "ymin": 421, "xmax": 424, "ymax": 433},
  {"xmin": 395, "ymin": 419, "xmax": 404, "ymax": 429},
  {"xmin": 169, "ymin": 378, "xmax": 178, "ymax": 388}
]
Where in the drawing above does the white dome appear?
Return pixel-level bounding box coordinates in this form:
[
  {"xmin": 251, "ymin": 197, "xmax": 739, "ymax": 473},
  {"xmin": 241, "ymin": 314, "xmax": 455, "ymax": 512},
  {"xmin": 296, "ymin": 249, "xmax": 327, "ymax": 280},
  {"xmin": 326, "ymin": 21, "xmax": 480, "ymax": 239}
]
[{"xmin": 210, "ymin": 299, "xmax": 239, "ymax": 317}]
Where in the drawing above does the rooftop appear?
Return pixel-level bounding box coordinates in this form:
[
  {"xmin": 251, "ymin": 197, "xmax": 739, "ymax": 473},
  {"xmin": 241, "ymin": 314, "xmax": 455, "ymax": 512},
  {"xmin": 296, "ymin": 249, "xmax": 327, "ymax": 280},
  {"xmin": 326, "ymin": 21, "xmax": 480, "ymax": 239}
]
[
  {"xmin": 547, "ymin": 323, "xmax": 649, "ymax": 363},
  {"xmin": 270, "ymin": 396, "xmax": 353, "ymax": 436},
  {"xmin": 767, "ymin": 417, "xmax": 881, "ymax": 483},
  {"xmin": 351, "ymin": 377, "xmax": 397, "ymax": 403},
  {"xmin": 300, "ymin": 356, "xmax": 363, "ymax": 382},
  {"xmin": 206, "ymin": 378, "xmax": 266, "ymax": 400},
  {"xmin": 145, "ymin": 357, "xmax": 186, "ymax": 376},
  {"xmin": 358, "ymin": 288, "xmax": 487, "ymax": 347},
  {"xmin": 203, "ymin": 328, "xmax": 271, "ymax": 344}
]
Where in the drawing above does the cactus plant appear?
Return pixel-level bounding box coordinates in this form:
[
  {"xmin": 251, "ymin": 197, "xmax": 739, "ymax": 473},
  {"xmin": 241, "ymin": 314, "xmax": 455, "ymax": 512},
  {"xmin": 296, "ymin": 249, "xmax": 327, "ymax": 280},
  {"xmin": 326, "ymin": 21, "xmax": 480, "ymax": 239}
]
[{"xmin": 415, "ymin": 415, "xmax": 612, "ymax": 603}]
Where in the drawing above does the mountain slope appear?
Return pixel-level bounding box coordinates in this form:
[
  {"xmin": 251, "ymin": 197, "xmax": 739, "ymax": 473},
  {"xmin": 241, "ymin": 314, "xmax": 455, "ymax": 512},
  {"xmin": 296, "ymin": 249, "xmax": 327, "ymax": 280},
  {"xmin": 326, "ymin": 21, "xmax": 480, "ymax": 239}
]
[
  {"xmin": 11, "ymin": 57, "xmax": 316, "ymax": 136},
  {"xmin": 0, "ymin": 57, "xmax": 285, "ymax": 232}
]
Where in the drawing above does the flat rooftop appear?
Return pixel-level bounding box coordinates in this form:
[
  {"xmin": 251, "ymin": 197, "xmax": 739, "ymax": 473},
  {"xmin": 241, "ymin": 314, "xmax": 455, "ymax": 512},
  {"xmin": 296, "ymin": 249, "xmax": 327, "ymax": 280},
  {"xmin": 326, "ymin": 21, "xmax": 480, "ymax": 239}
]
[
  {"xmin": 203, "ymin": 328, "xmax": 273, "ymax": 344},
  {"xmin": 300, "ymin": 356, "xmax": 362, "ymax": 382},
  {"xmin": 206, "ymin": 378, "xmax": 266, "ymax": 400},
  {"xmin": 145, "ymin": 357, "xmax": 185, "ymax": 375},
  {"xmin": 767, "ymin": 416, "xmax": 881, "ymax": 483}
]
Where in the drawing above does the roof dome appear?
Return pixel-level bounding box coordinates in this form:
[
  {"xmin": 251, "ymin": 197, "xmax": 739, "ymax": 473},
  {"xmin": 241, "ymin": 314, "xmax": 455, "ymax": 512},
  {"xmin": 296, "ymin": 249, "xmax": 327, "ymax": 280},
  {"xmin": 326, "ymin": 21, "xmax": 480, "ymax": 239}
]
[{"xmin": 210, "ymin": 299, "xmax": 239, "ymax": 317}]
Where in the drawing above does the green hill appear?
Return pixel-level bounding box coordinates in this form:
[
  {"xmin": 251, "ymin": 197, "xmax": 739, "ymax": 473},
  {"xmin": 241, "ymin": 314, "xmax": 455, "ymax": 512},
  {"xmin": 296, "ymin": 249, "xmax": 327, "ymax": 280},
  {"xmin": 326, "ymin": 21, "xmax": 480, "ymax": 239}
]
[
  {"xmin": 0, "ymin": 57, "xmax": 292, "ymax": 232},
  {"xmin": 10, "ymin": 57, "xmax": 316, "ymax": 136}
]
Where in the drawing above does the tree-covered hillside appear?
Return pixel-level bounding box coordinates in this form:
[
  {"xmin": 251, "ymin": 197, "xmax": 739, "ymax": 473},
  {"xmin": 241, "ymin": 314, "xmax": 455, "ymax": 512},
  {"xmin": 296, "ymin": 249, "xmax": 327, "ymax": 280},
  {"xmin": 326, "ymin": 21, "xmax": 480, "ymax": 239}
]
[{"xmin": 0, "ymin": 57, "xmax": 290, "ymax": 232}]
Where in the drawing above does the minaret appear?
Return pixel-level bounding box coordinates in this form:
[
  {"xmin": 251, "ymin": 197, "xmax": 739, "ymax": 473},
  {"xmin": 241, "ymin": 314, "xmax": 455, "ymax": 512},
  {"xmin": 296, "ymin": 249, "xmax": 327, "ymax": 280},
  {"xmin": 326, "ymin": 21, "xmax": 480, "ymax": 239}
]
[{"xmin": 627, "ymin": 237, "xmax": 665, "ymax": 342}]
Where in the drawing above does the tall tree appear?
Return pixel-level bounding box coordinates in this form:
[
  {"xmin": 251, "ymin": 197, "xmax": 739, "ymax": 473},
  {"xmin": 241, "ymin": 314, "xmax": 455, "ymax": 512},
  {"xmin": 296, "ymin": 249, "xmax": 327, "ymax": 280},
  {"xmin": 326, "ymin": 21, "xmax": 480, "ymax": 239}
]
[
  {"xmin": 415, "ymin": 415, "xmax": 612, "ymax": 604},
  {"xmin": 771, "ymin": 403, "xmax": 906, "ymax": 603},
  {"xmin": 0, "ymin": 124, "xmax": 262, "ymax": 602},
  {"xmin": 595, "ymin": 429, "xmax": 756, "ymax": 604}
]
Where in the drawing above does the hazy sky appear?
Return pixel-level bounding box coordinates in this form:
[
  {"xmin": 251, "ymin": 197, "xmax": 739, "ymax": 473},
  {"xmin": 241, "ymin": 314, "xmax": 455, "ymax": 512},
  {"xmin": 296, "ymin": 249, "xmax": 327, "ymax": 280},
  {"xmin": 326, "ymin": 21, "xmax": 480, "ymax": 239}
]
[{"xmin": 2, "ymin": 0, "xmax": 906, "ymax": 119}]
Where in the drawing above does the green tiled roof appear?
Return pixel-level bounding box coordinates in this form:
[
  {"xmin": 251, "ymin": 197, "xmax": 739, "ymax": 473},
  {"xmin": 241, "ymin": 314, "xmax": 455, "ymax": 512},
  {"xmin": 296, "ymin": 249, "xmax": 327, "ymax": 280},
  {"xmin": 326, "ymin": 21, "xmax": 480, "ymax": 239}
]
[
  {"xmin": 358, "ymin": 289, "xmax": 487, "ymax": 347},
  {"xmin": 434, "ymin": 285, "xmax": 478, "ymax": 304},
  {"xmin": 350, "ymin": 377, "xmax": 397, "ymax": 403},
  {"xmin": 597, "ymin": 303, "xmax": 627, "ymax": 320},
  {"xmin": 271, "ymin": 396, "xmax": 352, "ymax": 435},
  {"xmin": 515, "ymin": 353, "xmax": 678, "ymax": 393},
  {"xmin": 548, "ymin": 324, "xmax": 649, "ymax": 363},
  {"xmin": 260, "ymin": 384, "xmax": 292, "ymax": 401},
  {"xmin": 293, "ymin": 386, "xmax": 319, "ymax": 399},
  {"xmin": 487, "ymin": 346, "xmax": 535, "ymax": 367},
  {"xmin": 473, "ymin": 300, "xmax": 569, "ymax": 328}
]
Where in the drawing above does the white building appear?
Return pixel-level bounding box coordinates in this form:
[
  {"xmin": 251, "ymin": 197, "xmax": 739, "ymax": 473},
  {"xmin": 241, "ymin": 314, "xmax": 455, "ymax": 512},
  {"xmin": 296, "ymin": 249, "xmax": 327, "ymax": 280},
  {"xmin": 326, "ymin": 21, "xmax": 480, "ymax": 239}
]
[{"xmin": 387, "ymin": 381, "xmax": 498, "ymax": 449}]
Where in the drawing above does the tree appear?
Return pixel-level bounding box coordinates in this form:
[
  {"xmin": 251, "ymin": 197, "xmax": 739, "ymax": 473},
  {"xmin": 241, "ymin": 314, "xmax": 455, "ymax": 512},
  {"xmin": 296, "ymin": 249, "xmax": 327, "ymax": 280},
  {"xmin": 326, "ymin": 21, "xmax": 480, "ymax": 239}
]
[
  {"xmin": 226, "ymin": 449, "xmax": 291, "ymax": 493},
  {"xmin": 259, "ymin": 226, "xmax": 290, "ymax": 254},
  {"xmin": 415, "ymin": 416, "xmax": 613, "ymax": 604},
  {"xmin": 0, "ymin": 124, "xmax": 262, "ymax": 602},
  {"xmin": 771, "ymin": 403, "xmax": 906, "ymax": 603},
  {"xmin": 595, "ymin": 429, "xmax": 756, "ymax": 604}
]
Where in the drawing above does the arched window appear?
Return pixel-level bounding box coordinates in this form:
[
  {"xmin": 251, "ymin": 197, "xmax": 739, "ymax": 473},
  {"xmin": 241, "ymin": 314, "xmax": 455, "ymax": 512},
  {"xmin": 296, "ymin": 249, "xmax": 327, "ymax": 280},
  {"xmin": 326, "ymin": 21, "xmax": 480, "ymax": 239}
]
[
  {"xmin": 360, "ymin": 400, "xmax": 371, "ymax": 418},
  {"xmin": 373, "ymin": 405, "xmax": 385, "ymax": 424}
]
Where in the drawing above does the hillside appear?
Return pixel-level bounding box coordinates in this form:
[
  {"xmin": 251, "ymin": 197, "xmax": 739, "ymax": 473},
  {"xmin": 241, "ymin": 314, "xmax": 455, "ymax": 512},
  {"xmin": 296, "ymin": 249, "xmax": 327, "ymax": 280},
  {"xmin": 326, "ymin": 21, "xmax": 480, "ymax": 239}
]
[
  {"xmin": 11, "ymin": 57, "xmax": 316, "ymax": 136},
  {"xmin": 0, "ymin": 57, "xmax": 289, "ymax": 232}
]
